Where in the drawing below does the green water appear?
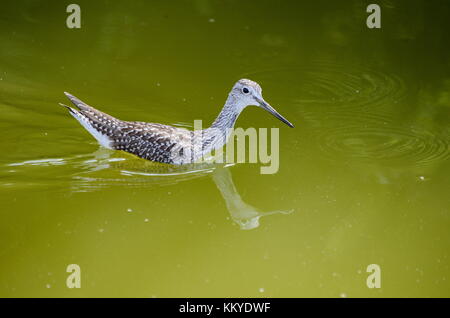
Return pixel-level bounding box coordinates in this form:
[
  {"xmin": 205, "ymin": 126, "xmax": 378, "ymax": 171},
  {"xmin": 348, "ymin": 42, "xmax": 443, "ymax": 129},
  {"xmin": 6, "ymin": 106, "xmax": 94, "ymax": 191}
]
[{"xmin": 1, "ymin": 0, "xmax": 449, "ymax": 297}]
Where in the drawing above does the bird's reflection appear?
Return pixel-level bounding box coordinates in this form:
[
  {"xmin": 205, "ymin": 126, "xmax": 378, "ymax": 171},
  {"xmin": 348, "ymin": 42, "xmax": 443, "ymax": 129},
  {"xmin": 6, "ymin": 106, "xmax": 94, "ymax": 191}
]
[
  {"xmin": 74, "ymin": 148, "xmax": 293, "ymax": 230},
  {"xmin": 212, "ymin": 166, "xmax": 293, "ymax": 230}
]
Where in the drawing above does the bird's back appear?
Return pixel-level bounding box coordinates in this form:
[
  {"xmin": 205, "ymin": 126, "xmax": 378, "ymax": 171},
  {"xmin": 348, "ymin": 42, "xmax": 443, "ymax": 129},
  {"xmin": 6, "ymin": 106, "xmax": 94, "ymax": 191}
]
[{"xmin": 62, "ymin": 92, "xmax": 193, "ymax": 164}]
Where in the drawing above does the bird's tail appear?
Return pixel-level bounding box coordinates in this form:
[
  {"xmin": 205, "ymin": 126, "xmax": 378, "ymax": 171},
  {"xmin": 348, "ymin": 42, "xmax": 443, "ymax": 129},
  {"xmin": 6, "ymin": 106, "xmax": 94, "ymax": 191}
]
[{"xmin": 60, "ymin": 93, "xmax": 118, "ymax": 149}]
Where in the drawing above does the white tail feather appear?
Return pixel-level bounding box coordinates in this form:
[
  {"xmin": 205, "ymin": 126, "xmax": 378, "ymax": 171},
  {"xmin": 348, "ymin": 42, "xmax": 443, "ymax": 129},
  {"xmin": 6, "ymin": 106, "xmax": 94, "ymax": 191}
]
[{"xmin": 68, "ymin": 109, "xmax": 113, "ymax": 149}]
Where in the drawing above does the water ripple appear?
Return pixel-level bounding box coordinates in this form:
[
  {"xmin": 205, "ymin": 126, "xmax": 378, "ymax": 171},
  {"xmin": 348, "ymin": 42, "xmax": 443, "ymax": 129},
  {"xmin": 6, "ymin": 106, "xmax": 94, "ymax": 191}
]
[
  {"xmin": 316, "ymin": 125, "xmax": 450, "ymax": 166},
  {"xmin": 243, "ymin": 60, "xmax": 407, "ymax": 113},
  {"xmin": 244, "ymin": 60, "xmax": 448, "ymax": 167}
]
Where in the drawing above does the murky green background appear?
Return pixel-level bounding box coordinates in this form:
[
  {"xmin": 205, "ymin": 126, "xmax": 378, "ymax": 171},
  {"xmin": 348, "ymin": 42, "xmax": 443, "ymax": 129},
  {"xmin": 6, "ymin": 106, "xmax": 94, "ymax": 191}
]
[{"xmin": 1, "ymin": 0, "xmax": 449, "ymax": 297}]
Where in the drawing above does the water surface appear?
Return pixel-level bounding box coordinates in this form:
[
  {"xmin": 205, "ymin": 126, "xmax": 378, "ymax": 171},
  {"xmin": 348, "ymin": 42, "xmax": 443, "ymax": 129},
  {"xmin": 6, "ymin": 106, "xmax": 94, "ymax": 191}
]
[{"xmin": 0, "ymin": 0, "xmax": 449, "ymax": 297}]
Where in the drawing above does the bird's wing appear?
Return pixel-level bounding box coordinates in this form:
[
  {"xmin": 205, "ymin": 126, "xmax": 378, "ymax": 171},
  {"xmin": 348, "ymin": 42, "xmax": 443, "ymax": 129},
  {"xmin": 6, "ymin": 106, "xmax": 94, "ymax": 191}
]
[
  {"xmin": 64, "ymin": 92, "xmax": 120, "ymax": 123},
  {"xmin": 112, "ymin": 122, "xmax": 192, "ymax": 163}
]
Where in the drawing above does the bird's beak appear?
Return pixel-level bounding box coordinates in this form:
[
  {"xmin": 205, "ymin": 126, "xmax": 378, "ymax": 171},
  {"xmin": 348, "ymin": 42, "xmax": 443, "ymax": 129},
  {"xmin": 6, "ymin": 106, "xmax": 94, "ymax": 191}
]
[{"xmin": 256, "ymin": 98, "xmax": 294, "ymax": 128}]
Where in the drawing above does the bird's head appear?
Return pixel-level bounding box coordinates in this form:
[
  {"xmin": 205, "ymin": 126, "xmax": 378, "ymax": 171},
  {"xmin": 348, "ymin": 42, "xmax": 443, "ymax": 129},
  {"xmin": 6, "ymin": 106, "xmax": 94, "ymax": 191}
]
[{"xmin": 231, "ymin": 79, "xmax": 294, "ymax": 128}]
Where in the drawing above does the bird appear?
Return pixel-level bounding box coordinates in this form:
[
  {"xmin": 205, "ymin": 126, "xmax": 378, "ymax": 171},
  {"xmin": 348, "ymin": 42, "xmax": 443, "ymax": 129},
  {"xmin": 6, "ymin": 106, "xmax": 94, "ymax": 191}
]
[{"xmin": 60, "ymin": 79, "xmax": 294, "ymax": 165}]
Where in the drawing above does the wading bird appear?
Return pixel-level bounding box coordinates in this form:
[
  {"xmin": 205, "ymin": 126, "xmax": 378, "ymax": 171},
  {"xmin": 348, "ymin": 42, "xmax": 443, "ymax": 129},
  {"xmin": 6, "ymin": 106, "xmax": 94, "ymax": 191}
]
[{"xmin": 61, "ymin": 79, "xmax": 294, "ymax": 164}]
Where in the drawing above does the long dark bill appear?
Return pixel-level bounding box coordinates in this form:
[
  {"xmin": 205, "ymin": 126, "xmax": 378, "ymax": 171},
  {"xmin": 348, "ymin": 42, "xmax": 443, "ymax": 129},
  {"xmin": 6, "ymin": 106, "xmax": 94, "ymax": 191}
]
[{"xmin": 257, "ymin": 98, "xmax": 294, "ymax": 128}]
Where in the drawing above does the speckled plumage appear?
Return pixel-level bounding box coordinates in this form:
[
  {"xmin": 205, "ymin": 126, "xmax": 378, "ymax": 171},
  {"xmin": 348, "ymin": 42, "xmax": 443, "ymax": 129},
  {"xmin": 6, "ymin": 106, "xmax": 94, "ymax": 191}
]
[{"xmin": 61, "ymin": 79, "xmax": 293, "ymax": 165}]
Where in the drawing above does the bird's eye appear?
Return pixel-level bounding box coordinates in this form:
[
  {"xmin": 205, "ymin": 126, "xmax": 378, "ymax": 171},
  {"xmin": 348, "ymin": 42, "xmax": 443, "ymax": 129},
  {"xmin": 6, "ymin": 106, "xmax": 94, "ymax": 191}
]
[{"xmin": 242, "ymin": 87, "xmax": 250, "ymax": 94}]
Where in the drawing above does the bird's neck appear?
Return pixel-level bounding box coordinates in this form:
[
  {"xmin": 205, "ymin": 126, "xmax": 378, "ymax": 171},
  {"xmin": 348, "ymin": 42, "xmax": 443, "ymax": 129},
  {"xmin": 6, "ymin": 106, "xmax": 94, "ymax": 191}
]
[
  {"xmin": 193, "ymin": 94, "xmax": 245, "ymax": 160},
  {"xmin": 211, "ymin": 94, "xmax": 244, "ymax": 130}
]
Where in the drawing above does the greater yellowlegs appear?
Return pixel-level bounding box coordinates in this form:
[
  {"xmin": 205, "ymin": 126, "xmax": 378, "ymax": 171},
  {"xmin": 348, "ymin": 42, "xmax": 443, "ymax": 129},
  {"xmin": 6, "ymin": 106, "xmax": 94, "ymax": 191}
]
[{"xmin": 61, "ymin": 79, "xmax": 294, "ymax": 164}]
